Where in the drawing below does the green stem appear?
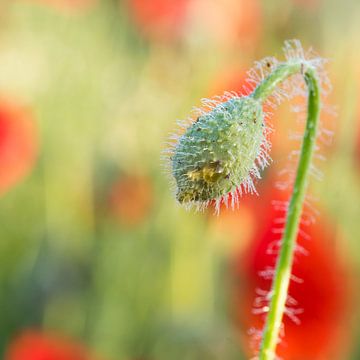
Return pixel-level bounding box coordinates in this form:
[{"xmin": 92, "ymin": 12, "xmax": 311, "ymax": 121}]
[{"xmin": 252, "ymin": 64, "xmax": 321, "ymax": 360}]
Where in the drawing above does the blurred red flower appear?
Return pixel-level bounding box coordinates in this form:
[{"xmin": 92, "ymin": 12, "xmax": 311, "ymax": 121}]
[
  {"xmin": 188, "ymin": 0, "xmax": 262, "ymax": 50},
  {"xmin": 126, "ymin": 0, "xmax": 190, "ymax": 42},
  {"xmin": 5, "ymin": 330, "xmax": 99, "ymax": 360},
  {"xmin": 232, "ymin": 186, "xmax": 350, "ymax": 359},
  {"xmin": 0, "ymin": 99, "xmax": 38, "ymax": 195},
  {"xmin": 207, "ymin": 68, "xmax": 253, "ymax": 98},
  {"xmin": 108, "ymin": 174, "xmax": 153, "ymax": 227}
]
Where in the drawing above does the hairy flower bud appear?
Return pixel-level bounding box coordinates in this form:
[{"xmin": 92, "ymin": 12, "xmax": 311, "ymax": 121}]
[{"xmin": 171, "ymin": 96, "xmax": 269, "ymax": 208}]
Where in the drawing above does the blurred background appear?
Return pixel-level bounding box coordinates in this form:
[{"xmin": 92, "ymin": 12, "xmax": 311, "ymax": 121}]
[{"xmin": 0, "ymin": 0, "xmax": 359, "ymax": 359}]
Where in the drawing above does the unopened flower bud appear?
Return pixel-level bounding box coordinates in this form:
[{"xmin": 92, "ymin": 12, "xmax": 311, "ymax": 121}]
[{"xmin": 171, "ymin": 96, "xmax": 269, "ymax": 208}]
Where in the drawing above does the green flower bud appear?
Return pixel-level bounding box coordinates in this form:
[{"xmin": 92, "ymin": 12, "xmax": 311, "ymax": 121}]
[{"xmin": 170, "ymin": 96, "xmax": 270, "ymax": 208}]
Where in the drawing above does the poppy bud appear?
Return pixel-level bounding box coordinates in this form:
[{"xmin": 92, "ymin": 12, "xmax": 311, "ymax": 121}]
[{"xmin": 171, "ymin": 96, "xmax": 270, "ymax": 209}]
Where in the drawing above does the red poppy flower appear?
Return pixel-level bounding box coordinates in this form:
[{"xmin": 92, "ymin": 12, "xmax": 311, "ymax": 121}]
[
  {"xmin": 5, "ymin": 330, "xmax": 99, "ymax": 360},
  {"xmin": 108, "ymin": 174, "xmax": 153, "ymax": 227},
  {"xmin": 126, "ymin": 0, "xmax": 190, "ymax": 42},
  {"xmin": 0, "ymin": 99, "xmax": 38, "ymax": 195},
  {"xmin": 232, "ymin": 186, "xmax": 350, "ymax": 359}
]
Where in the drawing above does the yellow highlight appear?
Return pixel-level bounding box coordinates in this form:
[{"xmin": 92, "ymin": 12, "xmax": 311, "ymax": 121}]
[{"xmin": 187, "ymin": 161, "xmax": 226, "ymax": 183}]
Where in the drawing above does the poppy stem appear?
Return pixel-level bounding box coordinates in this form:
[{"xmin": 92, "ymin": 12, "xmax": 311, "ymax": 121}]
[{"xmin": 252, "ymin": 64, "xmax": 321, "ymax": 360}]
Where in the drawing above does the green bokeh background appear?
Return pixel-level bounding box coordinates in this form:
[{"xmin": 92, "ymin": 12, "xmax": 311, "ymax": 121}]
[{"xmin": 0, "ymin": 0, "xmax": 359, "ymax": 359}]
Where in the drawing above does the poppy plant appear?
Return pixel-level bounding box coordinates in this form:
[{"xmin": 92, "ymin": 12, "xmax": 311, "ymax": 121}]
[
  {"xmin": 166, "ymin": 40, "xmax": 339, "ymax": 358},
  {"xmin": 232, "ymin": 186, "xmax": 350, "ymax": 359},
  {"xmin": 0, "ymin": 99, "xmax": 38, "ymax": 195}
]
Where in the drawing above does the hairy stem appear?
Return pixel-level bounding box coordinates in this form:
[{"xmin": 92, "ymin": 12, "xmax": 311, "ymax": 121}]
[{"xmin": 252, "ymin": 64, "xmax": 321, "ymax": 360}]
